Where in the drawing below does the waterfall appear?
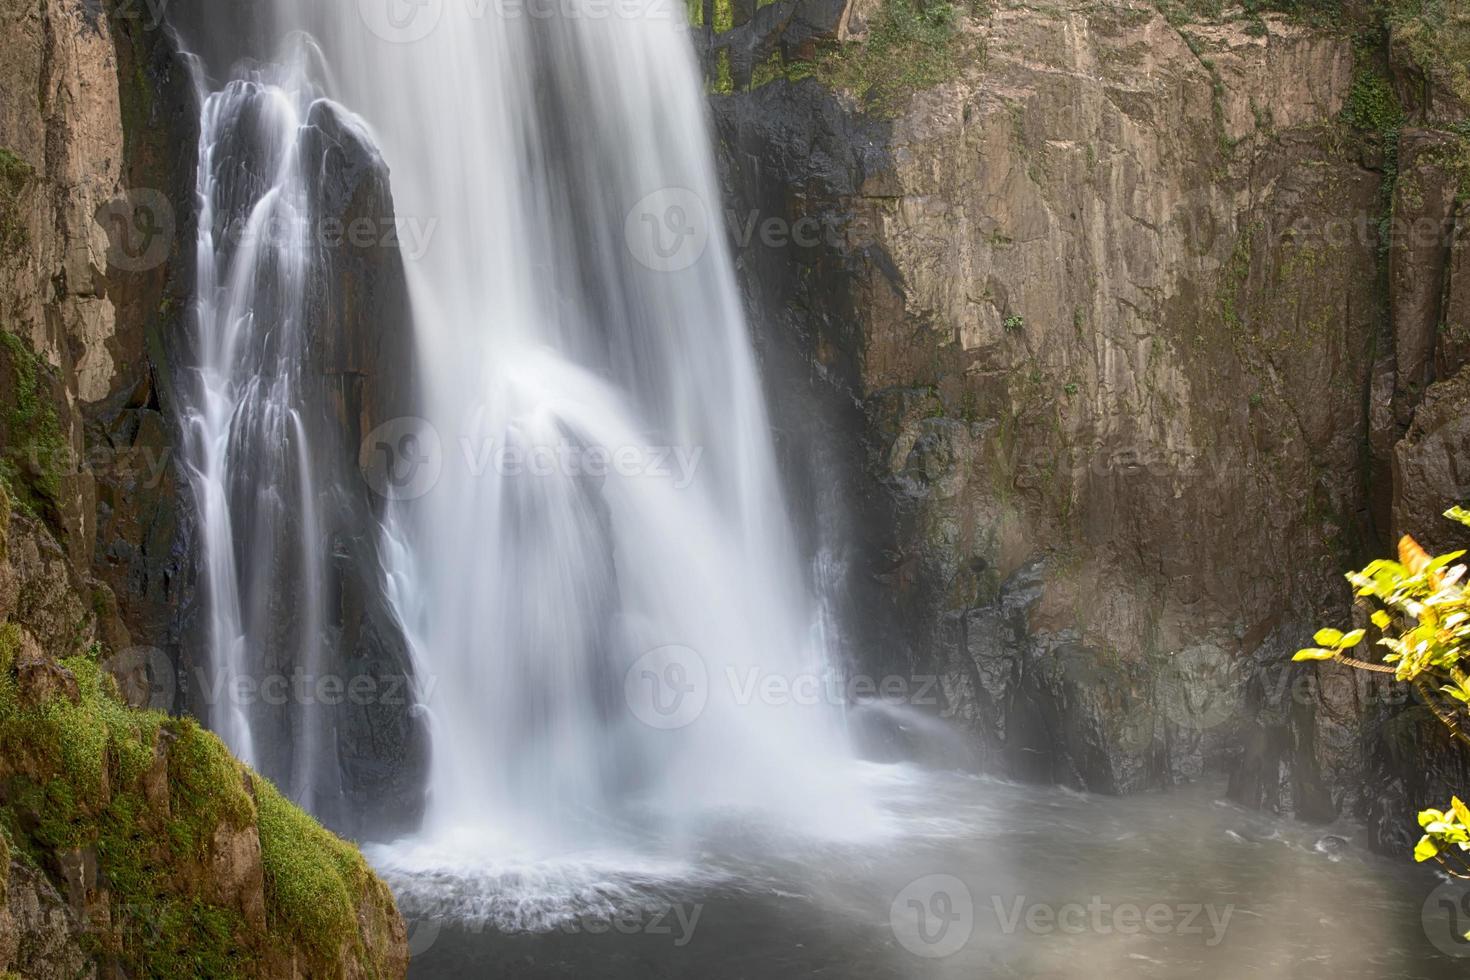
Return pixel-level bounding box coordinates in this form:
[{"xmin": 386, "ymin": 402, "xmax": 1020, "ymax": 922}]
[
  {"xmin": 181, "ymin": 42, "xmax": 338, "ymax": 815},
  {"xmin": 182, "ymin": 0, "xmax": 876, "ymax": 911}
]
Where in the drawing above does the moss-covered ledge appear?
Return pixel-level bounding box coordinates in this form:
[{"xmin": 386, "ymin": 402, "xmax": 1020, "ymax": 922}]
[{"xmin": 0, "ymin": 483, "xmax": 408, "ymax": 979}]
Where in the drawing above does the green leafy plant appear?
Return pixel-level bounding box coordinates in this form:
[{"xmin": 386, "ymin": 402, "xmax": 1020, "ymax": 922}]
[
  {"xmin": 1004, "ymin": 313, "xmax": 1025, "ymax": 332},
  {"xmin": 1297, "ymin": 506, "xmax": 1470, "ymax": 884},
  {"xmin": 780, "ymin": 0, "xmax": 976, "ymax": 114}
]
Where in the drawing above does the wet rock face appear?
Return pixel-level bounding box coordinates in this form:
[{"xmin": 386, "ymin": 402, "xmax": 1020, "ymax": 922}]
[
  {"xmin": 2, "ymin": 0, "xmax": 425, "ymax": 852},
  {"xmin": 160, "ymin": 88, "xmax": 426, "ymax": 837},
  {"xmin": 717, "ymin": 0, "xmax": 1469, "ymax": 841},
  {"xmin": 2, "ymin": 861, "xmax": 92, "ymax": 980},
  {"xmin": 295, "ymin": 100, "xmax": 426, "ymax": 838}
]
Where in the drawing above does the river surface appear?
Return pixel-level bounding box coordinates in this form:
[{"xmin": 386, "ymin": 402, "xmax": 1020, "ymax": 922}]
[{"xmin": 381, "ymin": 767, "xmax": 1470, "ymax": 978}]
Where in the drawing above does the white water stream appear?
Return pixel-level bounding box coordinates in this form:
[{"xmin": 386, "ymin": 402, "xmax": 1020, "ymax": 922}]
[{"xmin": 182, "ymin": 0, "xmax": 880, "ymax": 919}]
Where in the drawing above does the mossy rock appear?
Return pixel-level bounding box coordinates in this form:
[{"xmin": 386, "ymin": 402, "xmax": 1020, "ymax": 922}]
[
  {"xmin": 0, "ymin": 148, "xmax": 31, "ymax": 253},
  {"xmin": 745, "ymin": 0, "xmax": 979, "ymax": 115},
  {"xmin": 0, "ymin": 330, "xmax": 68, "ymax": 528},
  {"xmin": 0, "ymin": 632, "xmax": 406, "ymax": 978}
]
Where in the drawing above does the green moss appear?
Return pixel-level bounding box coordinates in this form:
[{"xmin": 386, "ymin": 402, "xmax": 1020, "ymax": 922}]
[
  {"xmin": 0, "ymin": 651, "xmax": 251, "ymax": 975},
  {"xmin": 1343, "ymin": 64, "xmax": 1404, "ymax": 135},
  {"xmin": 710, "ymin": 48, "xmax": 734, "ymax": 95},
  {"xmin": 1219, "ymin": 226, "xmax": 1256, "ymax": 334},
  {"xmin": 0, "ymin": 656, "xmax": 162, "ymax": 848},
  {"xmin": 1388, "ymin": 0, "xmax": 1470, "ymax": 105},
  {"xmin": 1241, "ymin": 0, "xmax": 1347, "ymax": 26},
  {"xmin": 0, "ymin": 330, "xmax": 68, "ymax": 520},
  {"xmin": 255, "ymin": 776, "xmax": 373, "ymax": 967},
  {"xmin": 0, "ymin": 622, "xmax": 18, "ymax": 677},
  {"xmin": 0, "ymin": 619, "xmax": 400, "ymax": 977},
  {"xmin": 164, "ymin": 717, "xmax": 255, "ymax": 858},
  {"xmin": 0, "ymin": 148, "xmax": 31, "ymax": 253},
  {"xmin": 787, "ymin": 0, "xmax": 979, "ymax": 115}
]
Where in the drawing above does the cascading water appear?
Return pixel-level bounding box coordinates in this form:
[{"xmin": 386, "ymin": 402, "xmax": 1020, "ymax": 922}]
[
  {"xmin": 182, "ymin": 41, "xmax": 340, "ymax": 816},
  {"xmin": 318, "ymin": 0, "xmax": 877, "ymax": 849},
  {"xmin": 155, "ymin": 6, "xmax": 1470, "ymax": 977},
  {"xmin": 182, "ymin": 0, "xmax": 880, "ymax": 920}
]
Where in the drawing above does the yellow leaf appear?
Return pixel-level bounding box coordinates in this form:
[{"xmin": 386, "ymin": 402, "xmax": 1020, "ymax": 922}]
[
  {"xmin": 1400, "ymin": 535, "xmax": 1432, "ymax": 576},
  {"xmin": 1293, "ymin": 648, "xmax": 1338, "ymax": 662}
]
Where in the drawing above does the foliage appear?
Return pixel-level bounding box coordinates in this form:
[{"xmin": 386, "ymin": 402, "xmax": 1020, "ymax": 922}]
[
  {"xmin": 1296, "ymin": 506, "xmax": 1470, "ymax": 888},
  {"xmin": 1387, "ymin": 0, "xmax": 1470, "ymax": 105},
  {"xmin": 255, "ymin": 775, "xmax": 380, "ymax": 968},
  {"xmin": 0, "ymin": 330, "xmax": 67, "ymax": 522},
  {"xmin": 1416, "ymin": 798, "xmax": 1470, "ymax": 869},
  {"xmin": 0, "ymin": 617, "xmax": 397, "ymax": 977},
  {"xmin": 1242, "ymin": 0, "xmax": 1347, "ymax": 24},
  {"xmin": 0, "ymin": 148, "xmax": 30, "ymax": 253},
  {"xmin": 1343, "ymin": 65, "xmax": 1404, "ymax": 135},
  {"xmin": 770, "ymin": 0, "xmax": 977, "ymax": 115},
  {"xmin": 711, "ymin": 49, "xmax": 734, "ymax": 95},
  {"xmin": 685, "ymin": 0, "xmax": 736, "ymax": 31}
]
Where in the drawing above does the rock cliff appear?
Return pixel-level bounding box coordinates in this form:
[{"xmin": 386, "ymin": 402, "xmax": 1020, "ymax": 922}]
[
  {"xmin": 0, "ymin": 1, "xmax": 410, "ymax": 975},
  {"xmin": 714, "ymin": 0, "xmax": 1470, "ymax": 850}
]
